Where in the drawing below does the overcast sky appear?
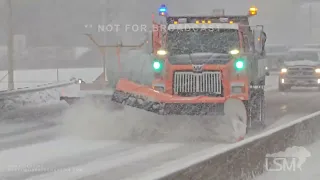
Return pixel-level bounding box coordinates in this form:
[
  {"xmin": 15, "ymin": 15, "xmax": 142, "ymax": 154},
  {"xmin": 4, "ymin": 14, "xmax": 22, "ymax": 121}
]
[{"xmin": 0, "ymin": 0, "xmax": 318, "ymax": 47}]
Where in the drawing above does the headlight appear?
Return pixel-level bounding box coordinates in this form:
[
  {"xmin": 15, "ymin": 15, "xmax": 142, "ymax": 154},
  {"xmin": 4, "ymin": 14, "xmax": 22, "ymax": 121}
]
[
  {"xmin": 156, "ymin": 49, "xmax": 167, "ymax": 56},
  {"xmin": 229, "ymin": 49, "xmax": 239, "ymax": 55},
  {"xmin": 281, "ymin": 68, "xmax": 287, "ymax": 73},
  {"xmin": 315, "ymin": 68, "xmax": 320, "ymax": 73}
]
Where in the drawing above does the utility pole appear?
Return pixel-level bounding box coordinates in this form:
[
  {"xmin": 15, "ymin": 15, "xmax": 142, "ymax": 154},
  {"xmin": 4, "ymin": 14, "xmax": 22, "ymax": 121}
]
[
  {"xmin": 101, "ymin": 0, "xmax": 107, "ymax": 80},
  {"xmin": 7, "ymin": 0, "xmax": 14, "ymax": 90}
]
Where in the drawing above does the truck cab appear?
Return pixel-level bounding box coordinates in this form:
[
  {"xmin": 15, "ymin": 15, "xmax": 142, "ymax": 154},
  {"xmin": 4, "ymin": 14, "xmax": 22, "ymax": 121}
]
[{"xmin": 151, "ymin": 12, "xmax": 268, "ymax": 98}]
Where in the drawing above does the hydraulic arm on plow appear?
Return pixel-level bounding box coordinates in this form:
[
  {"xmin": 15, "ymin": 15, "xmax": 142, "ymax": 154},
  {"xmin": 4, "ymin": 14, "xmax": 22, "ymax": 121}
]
[{"xmin": 111, "ymin": 5, "xmax": 269, "ymax": 132}]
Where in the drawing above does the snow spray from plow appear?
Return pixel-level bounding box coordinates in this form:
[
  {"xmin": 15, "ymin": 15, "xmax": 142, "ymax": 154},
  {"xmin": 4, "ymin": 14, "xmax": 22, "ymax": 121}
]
[{"xmin": 61, "ymin": 96, "xmax": 247, "ymax": 143}]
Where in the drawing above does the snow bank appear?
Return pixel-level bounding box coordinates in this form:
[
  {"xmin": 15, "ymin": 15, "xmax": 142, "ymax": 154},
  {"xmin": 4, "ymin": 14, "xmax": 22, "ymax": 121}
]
[
  {"xmin": 0, "ymin": 68, "xmax": 102, "ymax": 111},
  {"xmin": 0, "ymin": 87, "xmax": 62, "ymax": 112}
]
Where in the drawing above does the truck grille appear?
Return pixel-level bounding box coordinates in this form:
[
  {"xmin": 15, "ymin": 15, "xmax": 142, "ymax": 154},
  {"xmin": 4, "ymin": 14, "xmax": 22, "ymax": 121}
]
[
  {"xmin": 288, "ymin": 66, "xmax": 315, "ymax": 76},
  {"xmin": 173, "ymin": 71, "xmax": 222, "ymax": 96}
]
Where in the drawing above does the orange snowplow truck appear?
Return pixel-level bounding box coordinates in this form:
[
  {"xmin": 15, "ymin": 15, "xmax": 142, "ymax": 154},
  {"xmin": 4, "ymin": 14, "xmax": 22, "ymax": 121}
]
[{"xmin": 112, "ymin": 5, "xmax": 269, "ymax": 126}]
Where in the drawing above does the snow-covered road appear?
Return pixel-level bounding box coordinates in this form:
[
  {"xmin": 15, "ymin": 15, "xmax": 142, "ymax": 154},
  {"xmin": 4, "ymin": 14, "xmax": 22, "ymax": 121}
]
[{"xmin": 0, "ymin": 86, "xmax": 320, "ymax": 179}]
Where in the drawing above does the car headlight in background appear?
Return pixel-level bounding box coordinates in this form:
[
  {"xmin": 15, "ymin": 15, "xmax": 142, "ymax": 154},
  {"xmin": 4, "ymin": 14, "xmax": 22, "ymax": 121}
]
[
  {"xmin": 281, "ymin": 68, "xmax": 287, "ymax": 73},
  {"xmin": 315, "ymin": 68, "xmax": 320, "ymax": 73}
]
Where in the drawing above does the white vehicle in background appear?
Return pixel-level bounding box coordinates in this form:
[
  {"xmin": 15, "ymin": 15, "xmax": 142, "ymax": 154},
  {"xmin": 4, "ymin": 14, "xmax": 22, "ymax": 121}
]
[
  {"xmin": 265, "ymin": 44, "xmax": 289, "ymax": 71},
  {"xmin": 279, "ymin": 48, "xmax": 320, "ymax": 91}
]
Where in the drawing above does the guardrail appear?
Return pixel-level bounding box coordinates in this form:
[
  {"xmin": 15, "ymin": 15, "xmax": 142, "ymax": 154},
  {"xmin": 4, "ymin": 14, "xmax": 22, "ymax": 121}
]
[
  {"xmin": 136, "ymin": 111, "xmax": 320, "ymax": 180},
  {"xmin": 0, "ymin": 81, "xmax": 76, "ymax": 99}
]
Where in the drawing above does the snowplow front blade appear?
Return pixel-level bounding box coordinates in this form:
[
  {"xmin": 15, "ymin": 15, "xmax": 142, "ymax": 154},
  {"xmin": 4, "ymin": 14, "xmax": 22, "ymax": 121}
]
[
  {"xmin": 111, "ymin": 79, "xmax": 227, "ymax": 115},
  {"xmin": 111, "ymin": 90, "xmax": 225, "ymax": 115}
]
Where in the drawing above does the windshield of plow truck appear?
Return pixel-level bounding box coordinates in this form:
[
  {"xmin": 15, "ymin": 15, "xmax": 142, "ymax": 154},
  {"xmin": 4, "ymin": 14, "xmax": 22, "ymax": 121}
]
[{"xmin": 167, "ymin": 28, "xmax": 239, "ymax": 56}]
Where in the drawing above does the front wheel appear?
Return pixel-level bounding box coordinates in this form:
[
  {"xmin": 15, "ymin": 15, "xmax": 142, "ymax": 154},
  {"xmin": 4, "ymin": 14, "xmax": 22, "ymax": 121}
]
[{"xmin": 246, "ymin": 88, "xmax": 266, "ymax": 131}]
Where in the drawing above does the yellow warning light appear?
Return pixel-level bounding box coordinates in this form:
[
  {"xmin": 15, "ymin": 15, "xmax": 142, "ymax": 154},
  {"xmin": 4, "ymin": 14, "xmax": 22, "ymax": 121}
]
[
  {"xmin": 207, "ymin": 20, "xmax": 211, "ymax": 23},
  {"xmin": 174, "ymin": 21, "xmax": 178, "ymax": 24},
  {"xmin": 202, "ymin": 20, "xmax": 205, "ymax": 24},
  {"xmin": 195, "ymin": 20, "xmax": 200, "ymax": 24},
  {"xmin": 249, "ymin": 6, "xmax": 258, "ymax": 16},
  {"xmin": 229, "ymin": 21, "xmax": 234, "ymax": 24}
]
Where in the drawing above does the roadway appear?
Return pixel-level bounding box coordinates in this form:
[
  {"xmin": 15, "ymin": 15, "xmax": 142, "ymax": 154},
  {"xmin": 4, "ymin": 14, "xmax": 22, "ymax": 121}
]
[{"xmin": 0, "ymin": 87, "xmax": 320, "ymax": 180}]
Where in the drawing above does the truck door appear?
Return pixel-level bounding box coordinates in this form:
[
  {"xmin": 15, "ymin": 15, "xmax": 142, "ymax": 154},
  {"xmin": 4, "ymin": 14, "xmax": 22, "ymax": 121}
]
[
  {"xmin": 250, "ymin": 25, "xmax": 268, "ymax": 85},
  {"xmin": 254, "ymin": 26, "xmax": 269, "ymax": 81}
]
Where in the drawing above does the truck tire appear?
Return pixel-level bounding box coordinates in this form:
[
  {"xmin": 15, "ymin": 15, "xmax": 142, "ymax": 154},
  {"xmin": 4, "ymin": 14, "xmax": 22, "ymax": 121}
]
[{"xmin": 247, "ymin": 87, "xmax": 266, "ymax": 130}]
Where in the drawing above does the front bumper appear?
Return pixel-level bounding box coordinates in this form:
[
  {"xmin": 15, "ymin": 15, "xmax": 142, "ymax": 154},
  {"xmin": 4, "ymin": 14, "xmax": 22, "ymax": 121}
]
[{"xmin": 279, "ymin": 77, "xmax": 320, "ymax": 87}]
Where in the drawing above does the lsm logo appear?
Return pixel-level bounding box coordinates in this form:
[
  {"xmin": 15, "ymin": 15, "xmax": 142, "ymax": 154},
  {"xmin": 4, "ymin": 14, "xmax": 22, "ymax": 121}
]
[{"xmin": 265, "ymin": 146, "xmax": 311, "ymax": 172}]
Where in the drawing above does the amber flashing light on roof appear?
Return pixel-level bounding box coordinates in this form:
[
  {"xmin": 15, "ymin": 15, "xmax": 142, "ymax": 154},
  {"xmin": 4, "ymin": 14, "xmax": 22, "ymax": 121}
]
[
  {"xmin": 229, "ymin": 21, "xmax": 234, "ymax": 24},
  {"xmin": 195, "ymin": 20, "xmax": 200, "ymax": 24},
  {"xmin": 202, "ymin": 20, "xmax": 205, "ymax": 23},
  {"xmin": 173, "ymin": 21, "xmax": 178, "ymax": 24},
  {"xmin": 249, "ymin": 6, "xmax": 258, "ymax": 16}
]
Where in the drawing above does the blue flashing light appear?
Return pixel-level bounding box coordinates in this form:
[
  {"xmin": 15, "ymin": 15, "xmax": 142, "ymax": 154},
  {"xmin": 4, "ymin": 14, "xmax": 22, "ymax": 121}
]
[
  {"xmin": 158, "ymin": 4, "xmax": 167, "ymax": 15},
  {"xmin": 159, "ymin": 8, "xmax": 167, "ymax": 12}
]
